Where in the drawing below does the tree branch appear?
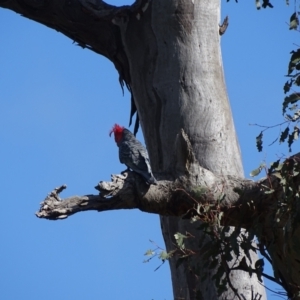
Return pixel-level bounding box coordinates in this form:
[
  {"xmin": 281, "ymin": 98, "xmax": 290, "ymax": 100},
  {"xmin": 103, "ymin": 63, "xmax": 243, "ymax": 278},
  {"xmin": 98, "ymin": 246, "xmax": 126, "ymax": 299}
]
[
  {"xmin": 36, "ymin": 171, "xmax": 196, "ymax": 220},
  {"xmin": 0, "ymin": 0, "xmax": 150, "ymax": 85},
  {"xmin": 35, "ymin": 165, "xmax": 276, "ymax": 229}
]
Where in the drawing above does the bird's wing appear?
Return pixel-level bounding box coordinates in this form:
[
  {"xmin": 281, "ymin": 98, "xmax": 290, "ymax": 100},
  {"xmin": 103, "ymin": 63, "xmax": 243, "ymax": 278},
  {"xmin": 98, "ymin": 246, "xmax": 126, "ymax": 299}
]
[
  {"xmin": 119, "ymin": 141, "xmax": 131, "ymax": 164},
  {"xmin": 119, "ymin": 141, "xmax": 150, "ymax": 172}
]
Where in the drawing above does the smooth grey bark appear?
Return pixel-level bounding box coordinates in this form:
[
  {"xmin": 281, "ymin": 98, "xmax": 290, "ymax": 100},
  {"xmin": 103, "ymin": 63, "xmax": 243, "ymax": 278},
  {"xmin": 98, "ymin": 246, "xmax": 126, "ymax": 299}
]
[
  {"xmin": 1, "ymin": 0, "xmax": 268, "ymax": 299},
  {"xmin": 118, "ymin": 1, "xmax": 266, "ymax": 299}
]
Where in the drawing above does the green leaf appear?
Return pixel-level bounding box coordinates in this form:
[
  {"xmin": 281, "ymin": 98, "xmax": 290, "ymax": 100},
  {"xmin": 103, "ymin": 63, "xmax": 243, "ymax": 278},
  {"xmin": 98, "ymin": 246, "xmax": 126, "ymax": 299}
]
[
  {"xmin": 174, "ymin": 232, "xmax": 187, "ymax": 249},
  {"xmin": 262, "ymin": 0, "xmax": 273, "ymax": 9},
  {"xmin": 290, "ymin": 12, "xmax": 299, "ymax": 30},
  {"xmin": 288, "ymin": 135, "xmax": 294, "ymax": 152},
  {"xmin": 295, "ymin": 75, "xmax": 300, "ymax": 86},
  {"xmin": 272, "ymin": 172, "xmax": 282, "ymax": 179},
  {"xmin": 264, "ymin": 189, "xmax": 275, "ymax": 194},
  {"xmin": 255, "ymin": 0, "xmax": 261, "ymax": 9},
  {"xmin": 256, "ymin": 131, "xmax": 263, "ymax": 152},
  {"xmin": 250, "ymin": 167, "xmax": 262, "ymax": 177},
  {"xmin": 290, "ymin": 104, "xmax": 298, "ymax": 111},
  {"xmin": 293, "ymin": 126, "xmax": 300, "ymax": 141},
  {"xmin": 279, "ymin": 126, "xmax": 289, "ymax": 144},
  {"xmin": 283, "ymin": 93, "xmax": 300, "ymax": 114},
  {"xmin": 283, "ymin": 80, "xmax": 293, "ymax": 94},
  {"xmin": 144, "ymin": 249, "xmax": 155, "ymax": 256},
  {"xmin": 217, "ymin": 211, "xmax": 224, "ymax": 226},
  {"xmin": 159, "ymin": 251, "xmax": 168, "ymax": 260},
  {"xmin": 269, "ymin": 159, "xmax": 281, "ymax": 173},
  {"xmin": 288, "ymin": 126, "xmax": 299, "ymax": 151},
  {"xmin": 250, "ymin": 162, "xmax": 265, "ymax": 177},
  {"xmin": 292, "ymin": 110, "xmax": 300, "ymax": 121},
  {"xmin": 288, "ymin": 49, "xmax": 300, "ymax": 74},
  {"xmin": 159, "ymin": 251, "xmax": 169, "ymax": 261}
]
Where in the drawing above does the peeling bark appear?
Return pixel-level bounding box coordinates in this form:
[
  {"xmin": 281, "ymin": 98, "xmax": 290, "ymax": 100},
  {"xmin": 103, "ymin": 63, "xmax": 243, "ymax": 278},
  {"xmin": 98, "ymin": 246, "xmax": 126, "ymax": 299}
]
[{"xmin": 219, "ymin": 16, "xmax": 229, "ymax": 35}]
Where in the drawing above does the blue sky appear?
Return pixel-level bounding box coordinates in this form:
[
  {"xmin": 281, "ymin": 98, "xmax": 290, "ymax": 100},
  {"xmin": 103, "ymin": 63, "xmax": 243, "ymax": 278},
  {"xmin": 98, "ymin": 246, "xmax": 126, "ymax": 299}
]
[{"xmin": 0, "ymin": 1, "xmax": 298, "ymax": 299}]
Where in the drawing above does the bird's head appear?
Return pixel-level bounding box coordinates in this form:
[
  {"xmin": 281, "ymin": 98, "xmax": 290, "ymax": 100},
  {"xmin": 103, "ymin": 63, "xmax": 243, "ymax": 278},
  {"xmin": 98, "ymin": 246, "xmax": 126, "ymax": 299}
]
[{"xmin": 109, "ymin": 124, "xmax": 124, "ymax": 144}]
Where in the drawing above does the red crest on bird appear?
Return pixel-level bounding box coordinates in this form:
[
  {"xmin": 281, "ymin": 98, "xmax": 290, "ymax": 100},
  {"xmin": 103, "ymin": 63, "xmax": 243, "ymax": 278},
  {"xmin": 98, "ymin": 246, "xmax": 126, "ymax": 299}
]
[{"xmin": 109, "ymin": 124, "xmax": 124, "ymax": 143}]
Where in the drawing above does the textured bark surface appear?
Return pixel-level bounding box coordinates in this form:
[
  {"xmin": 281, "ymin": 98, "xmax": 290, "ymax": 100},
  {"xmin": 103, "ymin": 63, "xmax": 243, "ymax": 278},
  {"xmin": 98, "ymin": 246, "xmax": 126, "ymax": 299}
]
[
  {"xmin": 33, "ymin": 158, "xmax": 285, "ymax": 227},
  {"xmin": 119, "ymin": 1, "xmax": 265, "ymax": 298},
  {"xmin": 0, "ymin": 0, "xmax": 271, "ymax": 299}
]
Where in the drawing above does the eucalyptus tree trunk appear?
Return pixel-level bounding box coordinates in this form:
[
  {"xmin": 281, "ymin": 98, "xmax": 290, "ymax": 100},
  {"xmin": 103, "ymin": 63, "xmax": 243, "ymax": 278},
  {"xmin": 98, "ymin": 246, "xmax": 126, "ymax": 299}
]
[
  {"xmin": 0, "ymin": 0, "xmax": 267, "ymax": 299},
  {"xmin": 121, "ymin": 1, "xmax": 266, "ymax": 298}
]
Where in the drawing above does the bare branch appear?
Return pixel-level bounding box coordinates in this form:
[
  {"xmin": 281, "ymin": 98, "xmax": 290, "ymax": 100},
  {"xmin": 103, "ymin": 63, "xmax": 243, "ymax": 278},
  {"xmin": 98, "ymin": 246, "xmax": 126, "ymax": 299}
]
[
  {"xmin": 35, "ymin": 192, "xmax": 133, "ymax": 220},
  {"xmin": 36, "ymin": 171, "xmax": 196, "ymax": 220},
  {"xmin": 35, "ymin": 166, "xmax": 275, "ymax": 229}
]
